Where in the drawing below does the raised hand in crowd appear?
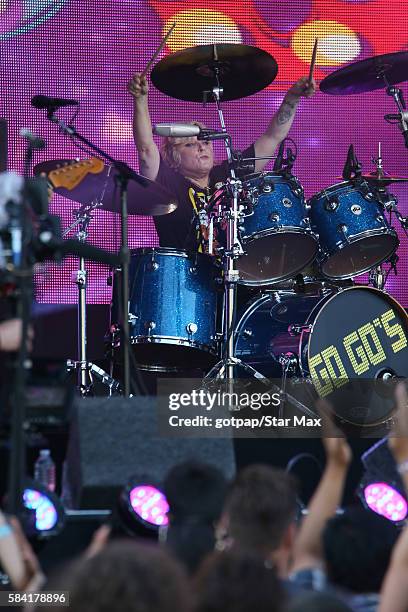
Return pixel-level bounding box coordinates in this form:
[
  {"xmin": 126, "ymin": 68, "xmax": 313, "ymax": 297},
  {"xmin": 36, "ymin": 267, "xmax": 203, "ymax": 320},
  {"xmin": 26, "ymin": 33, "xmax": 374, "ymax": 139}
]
[
  {"xmin": 291, "ymin": 401, "xmax": 352, "ymax": 574},
  {"xmin": 379, "ymin": 381, "xmax": 408, "ymax": 612},
  {"xmin": 0, "ymin": 510, "xmax": 44, "ymax": 592}
]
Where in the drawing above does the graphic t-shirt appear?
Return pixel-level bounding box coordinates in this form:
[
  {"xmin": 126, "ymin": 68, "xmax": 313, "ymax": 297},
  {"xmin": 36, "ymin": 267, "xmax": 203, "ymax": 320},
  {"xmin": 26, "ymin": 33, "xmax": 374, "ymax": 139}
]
[{"xmin": 153, "ymin": 146, "xmax": 255, "ymax": 252}]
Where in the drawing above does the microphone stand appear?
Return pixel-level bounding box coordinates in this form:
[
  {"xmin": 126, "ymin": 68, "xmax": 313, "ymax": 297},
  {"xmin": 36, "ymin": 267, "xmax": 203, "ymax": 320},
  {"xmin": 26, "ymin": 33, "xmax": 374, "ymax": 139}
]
[{"xmin": 43, "ymin": 108, "xmax": 148, "ymax": 398}]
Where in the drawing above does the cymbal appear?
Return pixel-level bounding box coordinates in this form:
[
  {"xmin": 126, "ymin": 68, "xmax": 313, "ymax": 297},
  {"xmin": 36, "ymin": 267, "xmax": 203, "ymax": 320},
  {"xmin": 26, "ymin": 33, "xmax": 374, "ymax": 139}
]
[
  {"xmin": 337, "ymin": 172, "xmax": 408, "ymax": 186},
  {"xmin": 34, "ymin": 158, "xmax": 178, "ymax": 216},
  {"xmin": 151, "ymin": 43, "xmax": 278, "ymax": 102},
  {"xmin": 320, "ymin": 51, "xmax": 408, "ymax": 95}
]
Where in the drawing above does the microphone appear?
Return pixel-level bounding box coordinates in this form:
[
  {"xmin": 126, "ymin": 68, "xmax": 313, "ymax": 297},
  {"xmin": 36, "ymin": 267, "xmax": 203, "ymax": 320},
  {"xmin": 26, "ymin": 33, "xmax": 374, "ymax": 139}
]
[
  {"xmin": 153, "ymin": 123, "xmax": 200, "ymax": 137},
  {"xmin": 342, "ymin": 144, "xmax": 361, "ymax": 180},
  {"xmin": 19, "ymin": 128, "xmax": 46, "ymax": 150},
  {"xmin": 31, "ymin": 95, "xmax": 79, "ymax": 110},
  {"xmin": 273, "ymin": 140, "xmax": 285, "ymax": 171},
  {"xmin": 384, "ymin": 112, "xmax": 408, "ymax": 121},
  {"xmin": 153, "ymin": 123, "xmax": 227, "ymax": 141}
]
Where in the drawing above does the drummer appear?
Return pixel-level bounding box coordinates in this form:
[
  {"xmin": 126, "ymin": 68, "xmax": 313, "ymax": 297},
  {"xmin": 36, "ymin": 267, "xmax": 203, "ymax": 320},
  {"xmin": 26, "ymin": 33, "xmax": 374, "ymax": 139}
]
[{"xmin": 128, "ymin": 72, "xmax": 316, "ymax": 252}]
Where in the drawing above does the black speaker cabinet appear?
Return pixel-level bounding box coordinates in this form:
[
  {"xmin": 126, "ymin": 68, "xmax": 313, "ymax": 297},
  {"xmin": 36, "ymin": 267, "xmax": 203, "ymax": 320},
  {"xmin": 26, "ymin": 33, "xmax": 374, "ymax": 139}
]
[{"xmin": 64, "ymin": 397, "xmax": 236, "ymax": 509}]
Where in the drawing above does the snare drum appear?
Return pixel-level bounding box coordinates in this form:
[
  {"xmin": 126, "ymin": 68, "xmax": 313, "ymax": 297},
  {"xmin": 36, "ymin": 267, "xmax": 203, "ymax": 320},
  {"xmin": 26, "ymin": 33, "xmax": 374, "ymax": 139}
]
[
  {"xmin": 111, "ymin": 248, "xmax": 220, "ymax": 371},
  {"xmin": 309, "ymin": 181, "xmax": 399, "ymax": 279},
  {"xmin": 237, "ymin": 172, "xmax": 318, "ymax": 285}
]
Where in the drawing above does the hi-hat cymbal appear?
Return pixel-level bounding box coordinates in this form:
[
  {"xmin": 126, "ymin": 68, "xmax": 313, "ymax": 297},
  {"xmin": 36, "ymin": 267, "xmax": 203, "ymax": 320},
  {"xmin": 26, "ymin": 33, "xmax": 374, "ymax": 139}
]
[
  {"xmin": 34, "ymin": 158, "xmax": 178, "ymax": 216},
  {"xmin": 151, "ymin": 43, "xmax": 278, "ymax": 102},
  {"xmin": 320, "ymin": 51, "xmax": 408, "ymax": 95}
]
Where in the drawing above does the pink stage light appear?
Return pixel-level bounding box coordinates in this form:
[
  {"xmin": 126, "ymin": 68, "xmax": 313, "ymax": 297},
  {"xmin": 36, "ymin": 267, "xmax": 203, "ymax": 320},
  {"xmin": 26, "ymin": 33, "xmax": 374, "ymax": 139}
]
[
  {"xmin": 129, "ymin": 485, "xmax": 169, "ymax": 527},
  {"xmin": 364, "ymin": 482, "xmax": 408, "ymax": 523}
]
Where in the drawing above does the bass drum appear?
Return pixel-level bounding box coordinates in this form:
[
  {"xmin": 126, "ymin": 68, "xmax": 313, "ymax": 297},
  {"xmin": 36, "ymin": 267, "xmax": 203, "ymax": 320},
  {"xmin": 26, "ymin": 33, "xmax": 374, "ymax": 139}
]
[{"xmin": 235, "ymin": 286, "xmax": 408, "ymax": 426}]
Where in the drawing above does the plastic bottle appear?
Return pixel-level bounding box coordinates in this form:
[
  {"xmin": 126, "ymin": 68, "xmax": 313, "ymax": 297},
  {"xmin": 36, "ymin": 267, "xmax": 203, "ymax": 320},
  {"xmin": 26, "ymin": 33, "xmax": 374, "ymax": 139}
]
[{"xmin": 34, "ymin": 449, "xmax": 56, "ymax": 493}]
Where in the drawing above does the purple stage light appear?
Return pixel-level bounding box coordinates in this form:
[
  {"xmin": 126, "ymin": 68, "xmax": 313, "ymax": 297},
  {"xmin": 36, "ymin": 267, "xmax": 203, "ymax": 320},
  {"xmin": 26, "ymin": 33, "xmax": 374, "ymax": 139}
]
[
  {"xmin": 23, "ymin": 488, "xmax": 58, "ymax": 531},
  {"xmin": 129, "ymin": 485, "xmax": 169, "ymax": 527},
  {"xmin": 364, "ymin": 482, "xmax": 408, "ymax": 522}
]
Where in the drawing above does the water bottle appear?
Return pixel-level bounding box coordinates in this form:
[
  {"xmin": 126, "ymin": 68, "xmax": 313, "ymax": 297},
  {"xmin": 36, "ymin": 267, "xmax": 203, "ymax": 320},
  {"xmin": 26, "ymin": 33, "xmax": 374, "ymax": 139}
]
[{"xmin": 34, "ymin": 449, "xmax": 56, "ymax": 493}]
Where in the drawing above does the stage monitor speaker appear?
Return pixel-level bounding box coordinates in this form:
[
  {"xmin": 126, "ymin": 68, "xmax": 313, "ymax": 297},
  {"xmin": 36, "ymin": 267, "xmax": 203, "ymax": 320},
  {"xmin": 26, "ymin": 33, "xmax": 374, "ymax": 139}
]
[
  {"xmin": 0, "ymin": 119, "xmax": 7, "ymax": 172},
  {"xmin": 64, "ymin": 397, "xmax": 236, "ymax": 509}
]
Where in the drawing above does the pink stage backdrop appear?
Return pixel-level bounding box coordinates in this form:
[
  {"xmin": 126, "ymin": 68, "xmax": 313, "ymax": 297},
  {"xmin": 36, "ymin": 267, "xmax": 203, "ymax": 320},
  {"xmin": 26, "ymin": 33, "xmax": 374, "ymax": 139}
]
[{"xmin": 1, "ymin": 0, "xmax": 408, "ymax": 304}]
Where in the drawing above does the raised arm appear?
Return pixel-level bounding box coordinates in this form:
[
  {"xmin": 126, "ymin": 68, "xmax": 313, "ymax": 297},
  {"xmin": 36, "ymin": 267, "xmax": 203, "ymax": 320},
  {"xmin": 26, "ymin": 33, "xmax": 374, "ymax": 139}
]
[
  {"xmin": 291, "ymin": 409, "xmax": 352, "ymax": 573},
  {"xmin": 253, "ymin": 76, "xmax": 316, "ymax": 173},
  {"xmin": 379, "ymin": 382, "xmax": 408, "ymax": 612},
  {"xmin": 127, "ymin": 72, "xmax": 160, "ymax": 181}
]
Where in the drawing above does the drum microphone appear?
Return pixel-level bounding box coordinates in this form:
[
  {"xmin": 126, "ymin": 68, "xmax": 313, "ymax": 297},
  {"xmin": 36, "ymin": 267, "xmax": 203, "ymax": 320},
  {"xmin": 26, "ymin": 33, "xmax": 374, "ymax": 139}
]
[
  {"xmin": 153, "ymin": 123, "xmax": 227, "ymax": 140},
  {"xmin": 384, "ymin": 112, "xmax": 408, "ymax": 149},
  {"xmin": 153, "ymin": 123, "xmax": 200, "ymax": 137},
  {"xmin": 342, "ymin": 144, "xmax": 362, "ymax": 180},
  {"xmin": 384, "ymin": 112, "xmax": 408, "ymax": 121},
  {"xmin": 273, "ymin": 139, "xmax": 285, "ymax": 171},
  {"xmin": 31, "ymin": 95, "xmax": 79, "ymax": 110}
]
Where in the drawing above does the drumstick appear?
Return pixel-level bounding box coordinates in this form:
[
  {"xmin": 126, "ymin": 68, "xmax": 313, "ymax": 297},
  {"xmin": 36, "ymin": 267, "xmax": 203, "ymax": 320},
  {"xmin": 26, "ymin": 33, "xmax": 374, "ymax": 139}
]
[
  {"xmin": 308, "ymin": 38, "xmax": 318, "ymax": 84},
  {"xmin": 141, "ymin": 22, "xmax": 176, "ymax": 79}
]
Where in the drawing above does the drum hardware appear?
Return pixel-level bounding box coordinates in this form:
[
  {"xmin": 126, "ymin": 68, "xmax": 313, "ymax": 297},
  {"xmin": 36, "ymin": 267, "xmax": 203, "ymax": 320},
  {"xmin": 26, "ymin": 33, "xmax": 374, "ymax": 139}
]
[
  {"xmin": 278, "ymin": 352, "xmax": 308, "ymax": 420},
  {"xmin": 288, "ymin": 324, "xmax": 312, "ymax": 336},
  {"xmin": 62, "ymin": 199, "xmax": 122, "ymax": 396},
  {"xmin": 324, "ymin": 199, "xmax": 339, "ymax": 212},
  {"xmin": 369, "ymin": 264, "xmax": 386, "ymax": 291}
]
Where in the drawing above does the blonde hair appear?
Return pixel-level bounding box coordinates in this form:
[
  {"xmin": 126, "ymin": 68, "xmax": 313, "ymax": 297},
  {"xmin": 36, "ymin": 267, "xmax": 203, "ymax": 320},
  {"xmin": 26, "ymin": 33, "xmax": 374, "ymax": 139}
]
[{"xmin": 160, "ymin": 121, "xmax": 208, "ymax": 170}]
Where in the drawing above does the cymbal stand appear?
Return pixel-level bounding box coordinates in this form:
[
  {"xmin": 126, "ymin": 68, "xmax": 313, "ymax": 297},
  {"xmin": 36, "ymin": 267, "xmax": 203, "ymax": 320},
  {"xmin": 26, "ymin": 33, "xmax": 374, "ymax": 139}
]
[
  {"xmin": 64, "ymin": 201, "xmax": 97, "ymax": 395},
  {"xmin": 381, "ymin": 71, "xmax": 408, "ymax": 148},
  {"xmin": 64, "ymin": 201, "xmax": 123, "ymax": 396},
  {"xmin": 203, "ymin": 48, "xmax": 268, "ymax": 383}
]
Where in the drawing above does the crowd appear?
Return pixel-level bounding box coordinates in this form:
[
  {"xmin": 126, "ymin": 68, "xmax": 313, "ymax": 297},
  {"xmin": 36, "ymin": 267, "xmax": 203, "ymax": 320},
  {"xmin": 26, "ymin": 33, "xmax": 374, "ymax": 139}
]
[{"xmin": 0, "ymin": 386, "xmax": 408, "ymax": 612}]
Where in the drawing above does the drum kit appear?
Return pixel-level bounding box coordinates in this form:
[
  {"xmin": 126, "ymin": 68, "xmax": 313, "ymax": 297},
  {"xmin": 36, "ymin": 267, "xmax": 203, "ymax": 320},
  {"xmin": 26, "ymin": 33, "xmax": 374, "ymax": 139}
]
[{"xmin": 34, "ymin": 43, "xmax": 408, "ymax": 427}]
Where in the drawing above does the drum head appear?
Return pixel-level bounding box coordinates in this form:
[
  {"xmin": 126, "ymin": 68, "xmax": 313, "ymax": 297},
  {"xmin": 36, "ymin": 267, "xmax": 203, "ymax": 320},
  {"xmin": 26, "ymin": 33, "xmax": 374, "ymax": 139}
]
[
  {"xmin": 238, "ymin": 232, "xmax": 318, "ymax": 285},
  {"xmin": 322, "ymin": 233, "xmax": 399, "ymax": 279},
  {"xmin": 307, "ymin": 287, "xmax": 408, "ymax": 426}
]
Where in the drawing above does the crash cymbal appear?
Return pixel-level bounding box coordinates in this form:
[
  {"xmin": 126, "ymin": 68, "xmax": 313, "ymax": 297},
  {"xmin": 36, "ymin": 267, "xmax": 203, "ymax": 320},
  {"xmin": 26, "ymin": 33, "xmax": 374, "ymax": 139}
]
[
  {"xmin": 320, "ymin": 51, "xmax": 408, "ymax": 95},
  {"xmin": 34, "ymin": 158, "xmax": 178, "ymax": 216},
  {"xmin": 151, "ymin": 43, "xmax": 278, "ymax": 102}
]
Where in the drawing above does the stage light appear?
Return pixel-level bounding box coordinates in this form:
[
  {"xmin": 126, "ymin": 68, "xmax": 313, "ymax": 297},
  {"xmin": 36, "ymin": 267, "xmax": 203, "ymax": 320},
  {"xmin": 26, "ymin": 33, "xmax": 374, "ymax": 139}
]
[
  {"xmin": 363, "ymin": 482, "xmax": 408, "ymax": 523},
  {"xmin": 129, "ymin": 485, "xmax": 169, "ymax": 527},
  {"xmin": 23, "ymin": 478, "xmax": 65, "ymax": 536},
  {"xmin": 358, "ymin": 439, "xmax": 408, "ymax": 525},
  {"xmin": 118, "ymin": 477, "xmax": 169, "ymax": 535}
]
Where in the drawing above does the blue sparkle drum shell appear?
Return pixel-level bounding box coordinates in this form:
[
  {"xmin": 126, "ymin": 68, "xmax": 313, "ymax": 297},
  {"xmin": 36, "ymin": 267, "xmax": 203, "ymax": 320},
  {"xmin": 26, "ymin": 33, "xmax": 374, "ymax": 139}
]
[
  {"xmin": 112, "ymin": 248, "xmax": 220, "ymax": 371},
  {"xmin": 309, "ymin": 181, "xmax": 399, "ymax": 279},
  {"xmin": 238, "ymin": 173, "xmax": 318, "ymax": 285}
]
